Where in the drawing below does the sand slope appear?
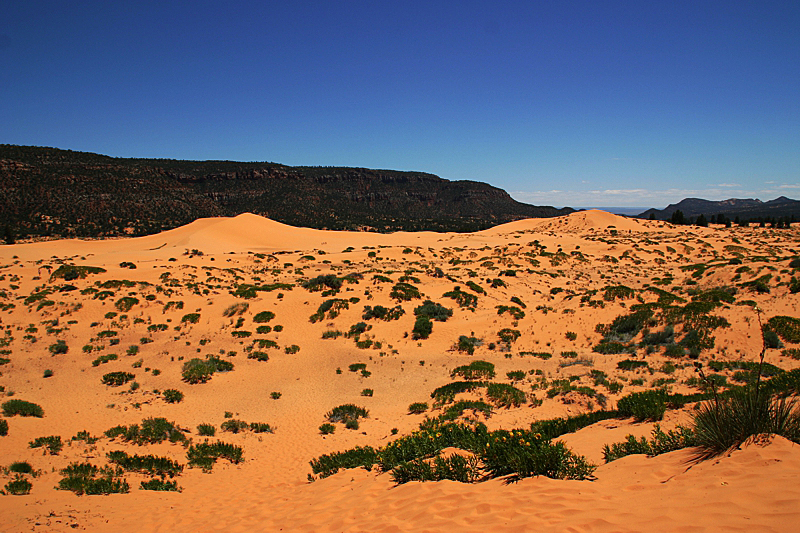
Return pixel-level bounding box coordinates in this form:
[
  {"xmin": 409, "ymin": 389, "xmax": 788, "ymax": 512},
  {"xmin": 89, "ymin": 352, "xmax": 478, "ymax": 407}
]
[{"xmin": 0, "ymin": 210, "xmax": 798, "ymax": 532}]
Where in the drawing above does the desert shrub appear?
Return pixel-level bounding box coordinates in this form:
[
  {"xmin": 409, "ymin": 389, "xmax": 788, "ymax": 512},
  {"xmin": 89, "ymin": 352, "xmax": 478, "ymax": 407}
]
[
  {"xmin": 692, "ymin": 388, "xmax": 800, "ymax": 460},
  {"xmin": 29, "ymin": 435, "xmax": 63, "ymax": 454},
  {"xmin": 162, "ymin": 389, "xmax": 184, "ymax": 403},
  {"xmin": 321, "ymin": 330, "xmax": 342, "ymax": 339},
  {"xmin": 664, "ymin": 343, "xmax": 686, "ymax": 357},
  {"xmin": 498, "ymin": 328, "xmax": 521, "ymax": 343},
  {"xmin": 345, "ymin": 419, "xmax": 360, "ymax": 430},
  {"xmin": 254, "ymin": 339, "xmax": 279, "ymax": 349},
  {"xmin": 450, "ymin": 360, "xmax": 495, "ymax": 381},
  {"xmin": 105, "ymin": 417, "xmax": 186, "ymax": 445},
  {"xmin": 4, "ymin": 475, "xmax": 32, "ymax": 495},
  {"xmin": 256, "ymin": 325, "xmax": 272, "ymax": 334},
  {"xmin": 603, "ymin": 285, "xmax": 635, "ymax": 301},
  {"xmin": 496, "ymin": 305, "xmax": 525, "ymax": 319},
  {"xmin": 48, "ymin": 340, "xmax": 68, "ymax": 355},
  {"xmin": 107, "ymin": 450, "xmax": 184, "ymax": 477},
  {"xmin": 115, "ymin": 297, "xmax": 139, "ymax": 312},
  {"xmin": 442, "ymin": 400, "xmax": 493, "ymax": 420},
  {"xmin": 617, "ymin": 390, "xmax": 668, "ymax": 421},
  {"xmin": 310, "ymin": 299, "xmax": 349, "ymax": 322},
  {"xmin": 603, "ymin": 424, "xmax": 696, "ymax": 462},
  {"xmin": 250, "ymin": 422, "xmax": 274, "ymax": 433},
  {"xmin": 487, "ymin": 439, "xmax": 595, "ymax": 482},
  {"xmin": 102, "ymin": 372, "xmax": 135, "ymax": 387},
  {"xmin": 443, "ymin": 287, "xmax": 478, "ymax": 308},
  {"xmin": 362, "ymin": 305, "xmax": 405, "ymax": 321},
  {"xmin": 302, "ymin": 274, "xmax": 343, "ymax": 293},
  {"xmin": 486, "ymin": 383, "xmax": 526, "ymax": 408},
  {"xmin": 408, "ymin": 402, "xmax": 429, "ymax": 414},
  {"xmin": 414, "ymin": 300, "xmax": 452, "ymax": 322},
  {"xmin": 506, "ymin": 370, "xmax": 525, "ymax": 381},
  {"xmin": 222, "ymin": 303, "xmax": 249, "ymax": 317},
  {"xmin": 3, "ymin": 399, "xmax": 44, "ymax": 417},
  {"xmin": 97, "ymin": 330, "xmax": 118, "ymax": 338},
  {"xmin": 390, "ymin": 454, "xmax": 481, "ymax": 484},
  {"xmin": 140, "ymin": 479, "xmax": 180, "ymax": 491},
  {"xmin": 431, "ymin": 381, "xmax": 487, "ymax": 401},
  {"xmin": 349, "ymin": 363, "xmax": 367, "ymax": 372},
  {"xmin": 592, "ymin": 342, "xmax": 629, "ymax": 354},
  {"xmin": 221, "ymin": 419, "xmax": 249, "ymax": 433},
  {"xmin": 50, "ymin": 265, "xmax": 106, "ymax": 281},
  {"xmin": 565, "ymin": 331, "xmax": 578, "ymax": 341},
  {"xmin": 326, "ymin": 404, "xmax": 369, "ymax": 423},
  {"xmin": 617, "ymin": 359, "xmax": 648, "ymax": 371},
  {"xmin": 766, "ymin": 316, "xmax": 800, "ymax": 344},
  {"xmin": 641, "ymin": 326, "xmax": 675, "ymax": 346},
  {"xmin": 9, "ymin": 461, "xmax": 34, "ymax": 474},
  {"xmin": 186, "ymin": 441, "xmax": 243, "ymax": 470},
  {"xmin": 180, "ymin": 313, "xmax": 201, "ymax": 324},
  {"xmin": 319, "ymin": 423, "xmax": 336, "ymax": 435},
  {"xmin": 91, "ymin": 353, "xmax": 118, "ymax": 367},
  {"xmin": 309, "ymin": 446, "xmax": 378, "ymax": 478},
  {"xmin": 0, "ymin": 419, "xmax": 8, "ymax": 436},
  {"xmin": 361, "ymin": 389, "xmax": 373, "ymax": 397},
  {"xmin": 57, "ymin": 462, "xmax": 130, "ymax": 495},
  {"xmin": 231, "ymin": 330, "xmax": 252, "ymax": 338},
  {"xmin": 233, "ymin": 283, "xmax": 292, "ymax": 299},
  {"xmin": 456, "ymin": 335, "xmax": 481, "ymax": 355},
  {"xmin": 763, "ymin": 330, "xmax": 783, "ymax": 349},
  {"xmin": 390, "ymin": 282, "xmax": 421, "ymax": 302},
  {"xmin": 285, "ymin": 344, "xmax": 300, "ymax": 354},
  {"xmin": 197, "ymin": 423, "xmax": 216, "ymax": 436},
  {"xmin": 181, "ymin": 355, "xmax": 233, "ymax": 384},
  {"xmin": 412, "ymin": 316, "xmax": 433, "ymax": 340},
  {"xmin": 253, "ymin": 311, "xmax": 275, "ymax": 323}
]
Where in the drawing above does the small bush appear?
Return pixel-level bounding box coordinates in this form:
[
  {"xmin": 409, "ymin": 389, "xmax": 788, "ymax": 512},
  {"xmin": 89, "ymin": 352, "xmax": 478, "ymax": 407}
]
[
  {"xmin": 197, "ymin": 423, "xmax": 216, "ymax": 436},
  {"xmin": 186, "ymin": 440, "xmax": 243, "ymax": 470},
  {"xmin": 486, "ymin": 383, "xmax": 526, "ymax": 408},
  {"xmin": 319, "ymin": 423, "xmax": 336, "ymax": 435},
  {"xmin": 181, "ymin": 313, "xmax": 201, "ymax": 324},
  {"xmin": 29, "ymin": 435, "xmax": 63, "ymax": 454},
  {"xmin": 326, "ymin": 404, "xmax": 369, "ymax": 423},
  {"xmin": 617, "ymin": 390, "xmax": 668, "ymax": 422},
  {"xmin": 617, "ymin": 359, "xmax": 648, "ymax": 371},
  {"xmin": 390, "ymin": 282, "xmax": 422, "ymax": 302},
  {"xmin": 412, "ymin": 316, "xmax": 433, "ymax": 340},
  {"xmin": 4, "ymin": 475, "xmax": 32, "ymax": 495},
  {"xmin": 408, "ymin": 402, "xmax": 429, "ymax": 414},
  {"xmin": 3, "ymin": 399, "xmax": 44, "ymax": 418},
  {"xmin": 107, "ymin": 450, "xmax": 183, "ymax": 477},
  {"xmin": 9, "ymin": 461, "xmax": 34, "ymax": 474},
  {"xmin": 450, "ymin": 360, "xmax": 495, "ymax": 381},
  {"xmin": 57, "ymin": 462, "xmax": 130, "ymax": 495},
  {"xmin": 456, "ymin": 335, "xmax": 481, "ymax": 355},
  {"xmin": 48, "ymin": 340, "xmax": 68, "ymax": 355},
  {"xmin": 0, "ymin": 419, "xmax": 7, "ymax": 436},
  {"xmin": 115, "ymin": 297, "xmax": 139, "ymax": 312},
  {"xmin": 163, "ymin": 389, "xmax": 184, "ymax": 403},
  {"xmin": 140, "ymin": 479, "xmax": 180, "ymax": 491},
  {"xmin": 102, "ymin": 371, "xmax": 135, "ymax": 387},
  {"xmin": 361, "ymin": 388, "xmax": 374, "ymax": 397},
  {"xmin": 221, "ymin": 419, "xmax": 249, "ymax": 433},
  {"xmin": 105, "ymin": 417, "xmax": 186, "ymax": 445},
  {"xmin": 253, "ymin": 311, "xmax": 276, "ymax": 323}
]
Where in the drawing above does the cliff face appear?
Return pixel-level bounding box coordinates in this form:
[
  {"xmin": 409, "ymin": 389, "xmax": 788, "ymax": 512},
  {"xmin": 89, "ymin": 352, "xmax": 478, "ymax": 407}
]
[{"xmin": 0, "ymin": 145, "xmax": 572, "ymax": 237}]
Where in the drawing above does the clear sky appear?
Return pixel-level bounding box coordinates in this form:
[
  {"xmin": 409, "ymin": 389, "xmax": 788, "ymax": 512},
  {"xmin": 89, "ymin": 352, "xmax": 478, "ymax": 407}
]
[{"xmin": 1, "ymin": 1, "xmax": 798, "ymax": 208}]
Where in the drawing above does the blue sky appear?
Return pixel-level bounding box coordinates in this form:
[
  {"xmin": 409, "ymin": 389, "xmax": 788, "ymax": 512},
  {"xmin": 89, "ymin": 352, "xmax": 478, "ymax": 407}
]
[{"xmin": 1, "ymin": 1, "xmax": 798, "ymax": 208}]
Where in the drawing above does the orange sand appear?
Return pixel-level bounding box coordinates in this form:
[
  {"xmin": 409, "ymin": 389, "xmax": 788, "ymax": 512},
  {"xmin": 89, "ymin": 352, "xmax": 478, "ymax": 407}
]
[{"xmin": 0, "ymin": 210, "xmax": 798, "ymax": 532}]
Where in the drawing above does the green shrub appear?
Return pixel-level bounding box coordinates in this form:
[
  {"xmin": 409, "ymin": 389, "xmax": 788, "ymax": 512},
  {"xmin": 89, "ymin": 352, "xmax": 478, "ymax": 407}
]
[
  {"xmin": 390, "ymin": 454, "xmax": 481, "ymax": 484},
  {"xmin": 162, "ymin": 389, "xmax": 184, "ymax": 403},
  {"xmin": 107, "ymin": 450, "xmax": 183, "ymax": 477},
  {"xmin": 104, "ymin": 417, "xmax": 186, "ymax": 445},
  {"xmin": 692, "ymin": 388, "xmax": 800, "ymax": 460},
  {"xmin": 285, "ymin": 344, "xmax": 300, "ymax": 354},
  {"xmin": 48, "ymin": 340, "xmax": 68, "ymax": 355},
  {"xmin": 390, "ymin": 282, "xmax": 421, "ymax": 302},
  {"xmin": 222, "ymin": 303, "xmax": 249, "ymax": 317},
  {"xmin": 326, "ymin": 404, "xmax": 369, "ymax": 423},
  {"xmin": 253, "ymin": 311, "xmax": 275, "ymax": 323},
  {"xmin": 3, "ymin": 399, "xmax": 44, "ymax": 417},
  {"xmin": 617, "ymin": 390, "xmax": 668, "ymax": 421},
  {"xmin": 181, "ymin": 355, "xmax": 233, "ymax": 384},
  {"xmin": 319, "ymin": 423, "xmax": 336, "ymax": 435},
  {"xmin": 603, "ymin": 425, "xmax": 696, "ymax": 462},
  {"xmin": 302, "ymin": 274, "xmax": 343, "ymax": 293},
  {"xmin": 180, "ymin": 313, "xmax": 201, "ymax": 324},
  {"xmin": 412, "ymin": 316, "xmax": 433, "ymax": 340},
  {"xmin": 310, "ymin": 299, "xmax": 349, "ymax": 322},
  {"xmin": 140, "ymin": 478, "xmax": 180, "ymax": 491},
  {"xmin": 361, "ymin": 389, "xmax": 374, "ymax": 397},
  {"xmin": 197, "ymin": 423, "xmax": 216, "ymax": 436},
  {"xmin": 496, "ymin": 305, "xmax": 525, "ymax": 319},
  {"xmin": 617, "ymin": 359, "xmax": 648, "ymax": 371},
  {"xmin": 102, "ymin": 371, "xmax": 135, "ymax": 387},
  {"xmin": 486, "ymin": 383, "xmax": 526, "ymax": 408},
  {"xmin": 456, "ymin": 335, "xmax": 481, "ymax": 355},
  {"xmin": 187, "ymin": 440, "xmax": 243, "ymax": 470},
  {"xmin": 497, "ymin": 328, "xmax": 521, "ymax": 343},
  {"xmin": 4, "ymin": 475, "xmax": 32, "ymax": 495},
  {"xmin": 9, "ymin": 461, "xmax": 34, "ymax": 474},
  {"xmin": 29, "ymin": 435, "xmax": 63, "ymax": 454},
  {"xmin": 221, "ymin": 419, "xmax": 249, "ymax": 433},
  {"xmin": 57, "ymin": 462, "xmax": 130, "ymax": 495},
  {"xmin": 0, "ymin": 419, "xmax": 7, "ymax": 436},
  {"xmin": 250, "ymin": 422, "xmax": 274, "ymax": 433},
  {"xmin": 443, "ymin": 287, "xmax": 478, "ymax": 308},
  {"xmin": 309, "ymin": 446, "xmax": 377, "ymax": 478},
  {"xmin": 115, "ymin": 297, "xmax": 139, "ymax": 312},
  {"xmin": 414, "ymin": 300, "xmax": 452, "ymax": 322},
  {"xmin": 91, "ymin": 354, "xmax": 118, "ymax": 366},
  {"xmin": 450, "ymin": 361, "xmax": 495, "ymax": 381},
  {"xmin": 408, "ymin": 402, "xmax": 429, "ymax": 414},
  {"xmin": 593, "ymin": 342, "xmax": 629, "ymax": 354}
]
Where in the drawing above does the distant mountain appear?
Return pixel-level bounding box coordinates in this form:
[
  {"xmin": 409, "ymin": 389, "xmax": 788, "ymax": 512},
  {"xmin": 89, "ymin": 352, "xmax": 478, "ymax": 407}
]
[
  {"xmin": 0, "ymin": 145, "xmax": 573, "ymax": 238},
  {"xmin": 637, "ymin": 197, "xmax": 800, "ymax": 222}
]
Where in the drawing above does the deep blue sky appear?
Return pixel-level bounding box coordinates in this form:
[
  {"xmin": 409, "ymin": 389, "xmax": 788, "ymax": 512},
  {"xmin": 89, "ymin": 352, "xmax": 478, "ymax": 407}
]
[{"xmin": 2, "ymin": 1, "xmax": 798, "ymax": 208}]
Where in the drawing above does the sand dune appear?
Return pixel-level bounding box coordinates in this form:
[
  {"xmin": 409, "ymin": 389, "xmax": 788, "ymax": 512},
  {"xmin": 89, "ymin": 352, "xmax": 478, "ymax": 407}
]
[{"xmin": 0, "ymin": 210, "xmax": 797, "ymax": 532}]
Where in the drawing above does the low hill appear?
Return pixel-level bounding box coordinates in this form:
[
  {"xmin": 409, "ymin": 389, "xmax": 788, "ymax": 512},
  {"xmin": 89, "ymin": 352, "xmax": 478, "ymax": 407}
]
[
  {"xmin": 638, "ymin": 196, "xmax": 800, "ymax": 222},
  {"xmin": 0, "ymin": 145, "xmax": 572, "ymax": 238}
]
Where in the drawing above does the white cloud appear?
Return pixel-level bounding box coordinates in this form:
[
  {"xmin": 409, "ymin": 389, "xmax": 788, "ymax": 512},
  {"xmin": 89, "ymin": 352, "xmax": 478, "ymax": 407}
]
[
  {"xmin": 715, "ymin": 183, "xmax": 741, "ymax": 187},
  {"xmin": 778, "ymin": 184, "xmax": 800, "ymax": 189}
]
